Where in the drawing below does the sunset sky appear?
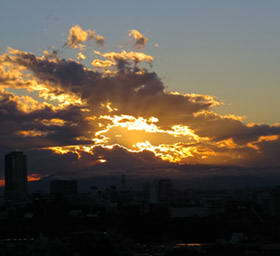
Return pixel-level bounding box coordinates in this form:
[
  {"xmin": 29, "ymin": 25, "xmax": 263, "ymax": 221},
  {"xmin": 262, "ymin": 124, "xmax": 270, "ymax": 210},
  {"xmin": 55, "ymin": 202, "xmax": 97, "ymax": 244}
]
[{"xmin": 0, "ymin": 1, "xmax": 279, "ymax": 182}]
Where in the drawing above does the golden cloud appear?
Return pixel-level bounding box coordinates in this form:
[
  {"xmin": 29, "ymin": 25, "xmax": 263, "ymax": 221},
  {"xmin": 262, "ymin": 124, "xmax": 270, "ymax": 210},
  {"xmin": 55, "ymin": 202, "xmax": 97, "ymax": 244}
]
[
  {"xmin": 66, "ymin": 25, "xmax": 105, "ymax": 49},
  {"xmin": 1, "ymin": 25, "xmax": 280, "ymax": 169},
  {"xmin": 129, "ymin": 29, "xmax": 149, "ymax": 48}
]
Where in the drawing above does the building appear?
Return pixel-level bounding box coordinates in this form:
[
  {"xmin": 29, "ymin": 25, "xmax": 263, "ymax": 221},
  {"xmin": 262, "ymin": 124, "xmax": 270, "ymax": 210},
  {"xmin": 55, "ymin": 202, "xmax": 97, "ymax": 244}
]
[
  {"xmin": 144, "ymin": 179, "xmax": 173, "ymax": 204},
  {"xmin": 50, "ymin": 179, "xmax": 78, "ymax": 196},
  {"xmin": 157, "ymin": 179, "xmax": 173, "ymax": 202},
  {"xmin": 5, "ymin": 151, "xmax": 28, "ymax": 201}
]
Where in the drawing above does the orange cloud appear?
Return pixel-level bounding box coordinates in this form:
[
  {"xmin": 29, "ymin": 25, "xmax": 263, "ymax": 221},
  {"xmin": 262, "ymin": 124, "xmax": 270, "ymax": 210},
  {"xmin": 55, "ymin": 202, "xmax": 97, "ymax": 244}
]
[
  {"xmin": 129, "ymin": 29, "xmax": 149, "ymax": 48},
  {"xmin": 17, "ymin": 130, "xmax": 50, "ymax": 137},
  {"xmin": 66, "ymin": 25, "xmax": 105, "ymax": 49},
  {"xmin": 1, "ymin": 25, "xmax": 280, "ymax": 169},
  {"xmin": 94, "ymin": 50, "xmax": 154, "ymax": 65}
]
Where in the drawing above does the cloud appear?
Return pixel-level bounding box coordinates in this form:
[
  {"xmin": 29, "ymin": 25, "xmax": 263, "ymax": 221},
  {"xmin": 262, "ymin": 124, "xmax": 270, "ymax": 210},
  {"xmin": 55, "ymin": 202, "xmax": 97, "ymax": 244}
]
[
  {"xmin": 6, "ymin": 48, "xmax": 214, "ymax": 121},
  {"xmin": 66, "ymin": 25, "xmax": 105, "ymax": 49},
  {"xmin": 77, "ymin": 52, "xmax": 87, "ymax": 60},
  {"xmin": 0, "ymin": 25, "xmax": 280, "ymax": 176},
  {"xmin": 93, "ymin": 50, "xmax": 154, "ymax": 70},
  {"xmin": 190, "ymin": 111, "xmax": 280, "ymax": 144},
  {"xmin": 91, "ymin": 59, "xmax": 115, "ymax": 68},
  {"xmin": 0, "ymin": 89, "xmax": 94, "ymax": 150},
  {"xmin": 129, "ymin": 29, "xmax": 149, "ymax": 49}
]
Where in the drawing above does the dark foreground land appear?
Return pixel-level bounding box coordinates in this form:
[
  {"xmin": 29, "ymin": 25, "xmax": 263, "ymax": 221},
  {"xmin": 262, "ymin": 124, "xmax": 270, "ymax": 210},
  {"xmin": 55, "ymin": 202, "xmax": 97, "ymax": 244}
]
[{"xmin": 1, "ymin": 197, "xmax": 280, "ymax": 255}]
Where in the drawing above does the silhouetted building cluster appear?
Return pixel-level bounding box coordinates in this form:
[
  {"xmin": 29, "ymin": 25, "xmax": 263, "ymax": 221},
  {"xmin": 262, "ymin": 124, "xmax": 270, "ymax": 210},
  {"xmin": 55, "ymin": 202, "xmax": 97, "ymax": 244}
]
[
  {"xmin": 3, "ymin": 153, "xmax": 280, "ymax": 255},
  {"xmin": 2, "ymin": 174, "xmax": 280, "ymax": 255},
  {"xmin": 50, "ymin": 179, "xmax": 78, "ymax": 196}
]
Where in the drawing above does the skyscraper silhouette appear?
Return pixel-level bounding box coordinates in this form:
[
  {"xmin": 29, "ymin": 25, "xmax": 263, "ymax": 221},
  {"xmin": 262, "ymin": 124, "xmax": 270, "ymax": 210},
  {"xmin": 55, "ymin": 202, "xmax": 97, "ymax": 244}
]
[{"xmin": 5, "ymin": 151, "xmax": 27, "ymax": 201}]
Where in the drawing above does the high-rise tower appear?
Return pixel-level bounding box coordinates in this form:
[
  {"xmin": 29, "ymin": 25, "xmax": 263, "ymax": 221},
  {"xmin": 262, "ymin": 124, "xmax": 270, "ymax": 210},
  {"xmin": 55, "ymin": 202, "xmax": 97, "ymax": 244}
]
[{"xmin": 5, "ymin": 151, "xmax": 27, "ymax": 200}]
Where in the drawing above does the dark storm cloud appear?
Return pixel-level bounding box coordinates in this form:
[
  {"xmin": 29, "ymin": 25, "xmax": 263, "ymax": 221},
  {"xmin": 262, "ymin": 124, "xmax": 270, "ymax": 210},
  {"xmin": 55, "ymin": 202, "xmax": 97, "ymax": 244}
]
[
  {"xmin": 91, "ymin": 145, "xmax": 163, "ymax": 168},
  {"xmin": 0, "ymin": 90, "xmax": 93, "ymax": 149},
  {"xmin": 8, "ymin": 50, "xmax": 217, "ymax": 121},
  {"xmin": 0, "ymin": 39, "xmax": 279, "ymax": 171},
  {"xmin": 189, "ymin": 111, "xmax": 280, "ymax": 143},
  {"xmin": 248, "ymin": 137, "xmax": 280, "ymax": 167}
]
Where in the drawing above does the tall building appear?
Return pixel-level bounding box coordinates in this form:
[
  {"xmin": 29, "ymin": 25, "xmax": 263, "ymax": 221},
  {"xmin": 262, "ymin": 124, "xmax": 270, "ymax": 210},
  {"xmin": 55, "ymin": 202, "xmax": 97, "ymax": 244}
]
[
  {"xmin": 157, "ymin": 179, "xmax": 173, "ymax": 202},
  {"xmin": 144, "ymin": 179, "xmax": 173, "ymax": 203},
  {"xmin": 5, "ymin": 151, "xmax": 28, "ymax": 201}
]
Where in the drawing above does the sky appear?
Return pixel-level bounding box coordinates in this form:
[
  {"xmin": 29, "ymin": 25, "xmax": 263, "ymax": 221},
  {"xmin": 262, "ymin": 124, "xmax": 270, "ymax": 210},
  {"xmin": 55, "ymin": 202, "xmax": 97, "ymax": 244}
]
[{"xmin": 0, "ymin": 0, "xmax": 280, "ymax": 182}]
